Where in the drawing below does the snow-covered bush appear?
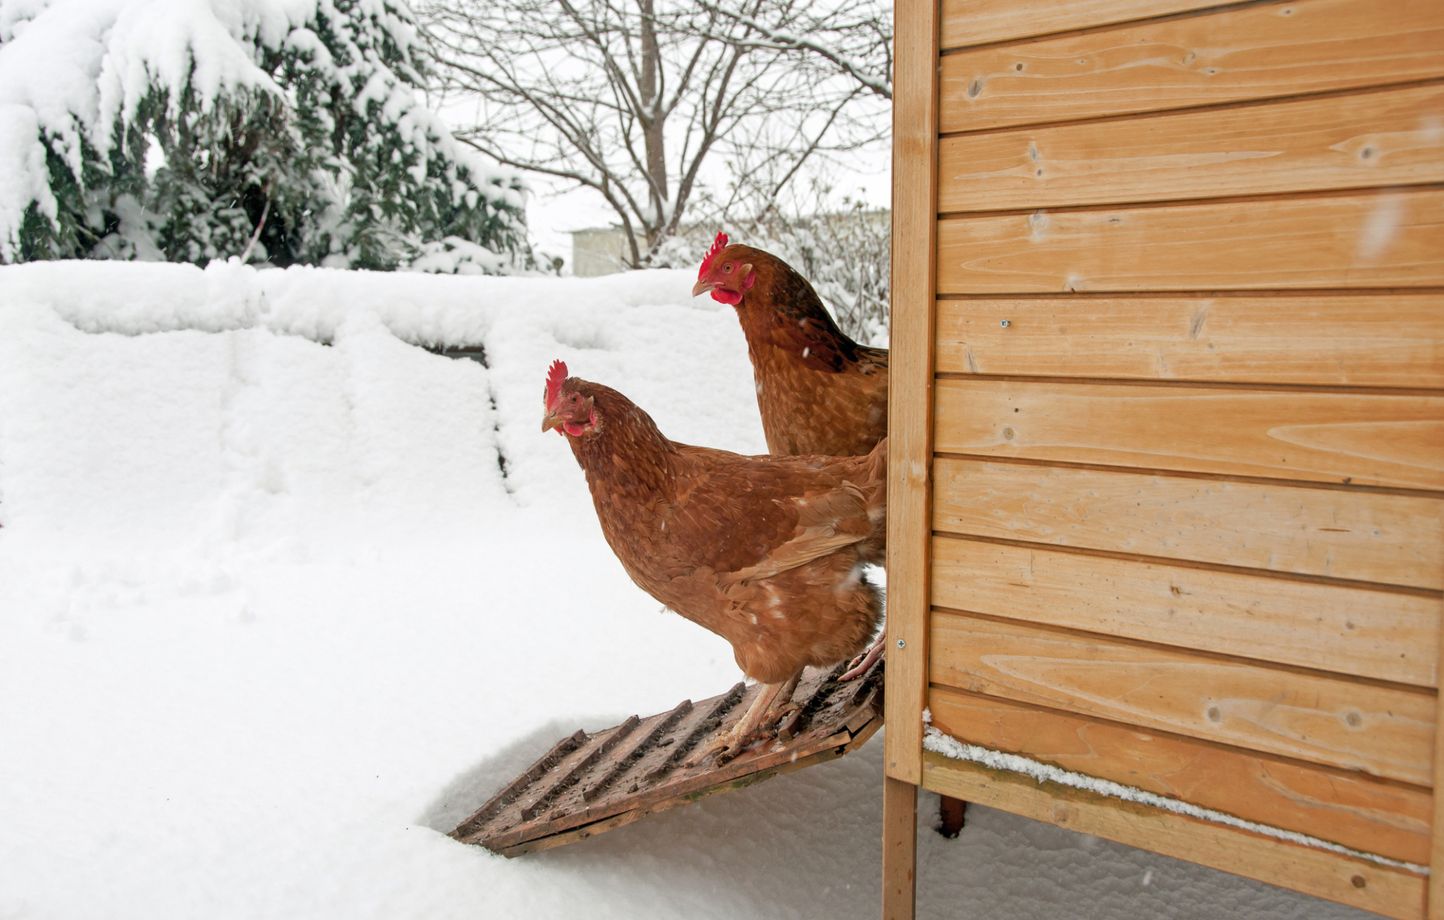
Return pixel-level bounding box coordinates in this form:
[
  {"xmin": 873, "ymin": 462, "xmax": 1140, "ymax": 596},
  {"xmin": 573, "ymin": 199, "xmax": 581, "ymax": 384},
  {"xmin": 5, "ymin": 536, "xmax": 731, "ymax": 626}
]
[{"xmin": 0, "ymin": 0, "xmax": 533, "ymax": 271}]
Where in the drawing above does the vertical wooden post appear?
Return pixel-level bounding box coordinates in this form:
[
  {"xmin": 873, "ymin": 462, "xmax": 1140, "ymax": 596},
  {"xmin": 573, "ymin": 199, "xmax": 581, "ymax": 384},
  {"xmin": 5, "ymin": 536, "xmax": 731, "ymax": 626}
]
[
  {"xmin": 885, "ymin": 0, "xmax": 939, "ymax": 788},
  {"xmin": 883, "ymin": 775, "xmax": 919, "ymax": 920},
  {"xmin": 884, "ymin": 0, "xmax": 937, "ymax": 914}
]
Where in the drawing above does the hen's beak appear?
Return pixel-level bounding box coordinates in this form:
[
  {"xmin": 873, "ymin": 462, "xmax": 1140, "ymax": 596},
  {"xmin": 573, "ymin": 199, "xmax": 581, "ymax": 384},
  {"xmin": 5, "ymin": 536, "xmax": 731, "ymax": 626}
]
[
  {"xmin": 542, "ymin": 411, "xmax": 561, "ymax": 433},
  {"xmin": 691, "ymin": 278, "xmax": 717, "ymax": 298}
]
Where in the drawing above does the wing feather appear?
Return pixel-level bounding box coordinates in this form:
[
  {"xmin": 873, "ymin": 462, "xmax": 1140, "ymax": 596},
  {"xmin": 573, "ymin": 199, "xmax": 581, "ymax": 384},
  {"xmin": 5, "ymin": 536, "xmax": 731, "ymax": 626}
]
[{"xmin": 717, "ymin": 481, "xmax": 869, "ymax": 587}]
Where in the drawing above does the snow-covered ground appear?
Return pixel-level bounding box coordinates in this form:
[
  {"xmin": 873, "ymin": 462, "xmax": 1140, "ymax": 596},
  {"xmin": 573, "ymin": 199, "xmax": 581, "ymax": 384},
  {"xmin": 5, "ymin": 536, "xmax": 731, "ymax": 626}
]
[{"xmin": 0, "ymin": 262, "xmax": 1372, "ymax": 919}]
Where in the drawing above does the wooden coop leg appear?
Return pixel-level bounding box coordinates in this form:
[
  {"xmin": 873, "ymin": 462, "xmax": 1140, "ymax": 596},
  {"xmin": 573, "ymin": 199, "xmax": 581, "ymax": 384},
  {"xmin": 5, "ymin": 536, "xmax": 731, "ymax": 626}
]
[
  {"xmin": 938, "ymin": 795, "xmax": 967, "ymax": 838},
  {"xmin": 883, "ymin": 776, "xmax": 918, "ymax": 920}
]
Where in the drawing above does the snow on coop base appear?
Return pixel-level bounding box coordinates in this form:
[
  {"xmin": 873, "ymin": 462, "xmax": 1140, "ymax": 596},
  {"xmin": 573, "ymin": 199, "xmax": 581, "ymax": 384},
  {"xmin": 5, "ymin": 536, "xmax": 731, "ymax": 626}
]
[{"xmin": 921, "ymin": 714, "xmax": 1426, "ymax": 874}]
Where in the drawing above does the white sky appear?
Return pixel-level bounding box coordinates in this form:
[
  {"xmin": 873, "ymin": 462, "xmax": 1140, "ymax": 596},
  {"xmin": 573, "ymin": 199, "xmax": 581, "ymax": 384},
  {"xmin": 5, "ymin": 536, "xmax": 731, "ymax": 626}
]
[{"xmin": 523, "ymin": 141, "xmax": 893, "ymax": 266}]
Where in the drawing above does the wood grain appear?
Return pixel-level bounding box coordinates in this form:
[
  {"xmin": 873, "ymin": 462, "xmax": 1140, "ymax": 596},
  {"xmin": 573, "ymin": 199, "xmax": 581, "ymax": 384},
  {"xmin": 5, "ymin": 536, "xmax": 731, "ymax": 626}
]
[
  {"xmin": 935, "ymin": 295, "xmax": 1444, "ymax": 387},
  {"xmin": 940, "ymin": 0, "xmax": 1229, "ymax": 51},
  {"xmin": 939, "ymin": 0, "xmax": 1444, "ymax": 133},
  {"xmin": 928, "ymin": 687, "xmax": 1432, "ymax": 864},
  {"xmin": 884, "ymin": 0, "xmax": 939, "ymax": 788},
  {"xmin": 932, "ymin": 458, "xmax": 1444, "ymax": 590},
  {"xmin": 882, "ymin": 776, "xmax": 918, "ymax": 920},
  {"xmin": 936, "ymin": 189, "xmax": 1444, "ymax": 294},
  {"xmin": 930, "ymin": 611, "xmax": 1437, "ymax": 785},
  {"xmin": 931, "ymin": 536, "xmax": 1440, "ymax": 686},
  {"xmin": 933, "ymin": 378, "xmax": 1444, "ymax": 489},
  {"xmin": 921, "ymin": 752, "xmax": 1427, "ymax": 919},
  {"xmin": 939, "ymin": 84, "xmax": 1444, "ymax": 212}
]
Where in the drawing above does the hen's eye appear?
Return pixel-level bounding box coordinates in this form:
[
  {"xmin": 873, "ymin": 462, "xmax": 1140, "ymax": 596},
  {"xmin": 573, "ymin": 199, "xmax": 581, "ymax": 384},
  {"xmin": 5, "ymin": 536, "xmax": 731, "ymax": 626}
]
[{"xmin": 722, "ymin": 263, "xmax": 733, "ymax": 274}]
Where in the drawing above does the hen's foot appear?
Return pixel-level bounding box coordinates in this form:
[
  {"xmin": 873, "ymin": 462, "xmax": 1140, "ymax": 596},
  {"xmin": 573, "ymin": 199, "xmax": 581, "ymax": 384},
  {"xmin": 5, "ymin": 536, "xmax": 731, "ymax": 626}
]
[
  {"xmin": 691, "ymin": 724, "xmax": 764, "ymax": 767},
  {"xmin": 687, "ymin": 674, "xmax": 801, "ymax": 767},
  {"xmin": 840, "ymin": 635, "xmax": 886, "ymax": 681}
]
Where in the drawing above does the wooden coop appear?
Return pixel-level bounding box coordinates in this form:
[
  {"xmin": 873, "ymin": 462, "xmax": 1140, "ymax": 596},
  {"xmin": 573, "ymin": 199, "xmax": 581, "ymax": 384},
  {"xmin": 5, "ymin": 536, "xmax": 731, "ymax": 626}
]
[{"xmin": 882, "ymin": 0, "xmax": 1444, "ymax": 917}]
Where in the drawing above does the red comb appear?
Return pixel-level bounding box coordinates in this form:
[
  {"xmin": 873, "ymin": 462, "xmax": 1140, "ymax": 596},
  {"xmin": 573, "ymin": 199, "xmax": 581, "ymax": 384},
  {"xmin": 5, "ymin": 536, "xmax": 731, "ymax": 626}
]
[
  {"xmin": 698, "ymin": 231, "xmax": 729, "ymax": 277},
  {"xmin": 545, "ymin": 359, "xmax": 567, "ymax": 410}
]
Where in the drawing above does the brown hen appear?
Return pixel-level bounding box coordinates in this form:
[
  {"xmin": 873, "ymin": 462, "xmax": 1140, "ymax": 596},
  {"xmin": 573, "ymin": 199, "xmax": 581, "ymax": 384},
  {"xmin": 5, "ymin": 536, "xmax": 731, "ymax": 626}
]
[
  {"xmin": 541, "ymin": 360, "xmax": 886, "ymax": 759},
  {"xmin": 692, "ymin": 232, "xmax": 888, "ymax": 458}
]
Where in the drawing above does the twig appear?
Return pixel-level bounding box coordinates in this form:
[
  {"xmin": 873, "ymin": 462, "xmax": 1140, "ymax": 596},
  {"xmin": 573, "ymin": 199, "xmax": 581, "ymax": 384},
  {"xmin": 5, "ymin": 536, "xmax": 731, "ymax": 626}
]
[{"xmin": 239, "ymin": 187, "xmax": 271, "ymax": 263}]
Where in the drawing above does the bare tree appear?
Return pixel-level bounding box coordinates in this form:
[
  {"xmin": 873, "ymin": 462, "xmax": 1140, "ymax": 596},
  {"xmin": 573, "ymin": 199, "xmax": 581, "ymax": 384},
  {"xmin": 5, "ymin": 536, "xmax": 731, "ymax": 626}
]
[{"xmin": 420, "ymin": 0, "xmax": 889, "ymax": 267}]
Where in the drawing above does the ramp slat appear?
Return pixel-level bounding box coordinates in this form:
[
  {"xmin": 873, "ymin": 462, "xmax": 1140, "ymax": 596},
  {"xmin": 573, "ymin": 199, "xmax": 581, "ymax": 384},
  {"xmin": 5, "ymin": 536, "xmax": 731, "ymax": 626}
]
[{"xmin": 451, "ymin": 661, "xmax": 883, "ymax": 855}]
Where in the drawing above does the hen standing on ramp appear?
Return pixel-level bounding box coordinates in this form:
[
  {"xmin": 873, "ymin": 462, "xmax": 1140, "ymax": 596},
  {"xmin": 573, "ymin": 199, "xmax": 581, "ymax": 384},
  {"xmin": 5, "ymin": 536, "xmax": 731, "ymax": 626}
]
[{"xmin": 541, "ymin": 360, "xmax": 886, "ymax": 759}]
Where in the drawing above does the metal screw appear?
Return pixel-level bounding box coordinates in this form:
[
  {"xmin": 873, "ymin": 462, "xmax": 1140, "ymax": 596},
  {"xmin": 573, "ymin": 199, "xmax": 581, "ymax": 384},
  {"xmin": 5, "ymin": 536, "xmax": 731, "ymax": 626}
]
[
  {"xmin": 896, "ymin": 639, "xmax": 906, "ymax": 649},
  {"xmin": 1000, "ymin": 319, "xmax": 1011, "ymax": 328}
]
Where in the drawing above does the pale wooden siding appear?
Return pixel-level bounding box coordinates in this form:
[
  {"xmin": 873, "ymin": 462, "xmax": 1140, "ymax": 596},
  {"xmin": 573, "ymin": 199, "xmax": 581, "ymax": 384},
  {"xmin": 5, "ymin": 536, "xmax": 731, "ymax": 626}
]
[
  {"xmin": 939, "ymin": 84, "xmax": 1444, "ymax": 213},
  {"xmin": 928, "ymin": 688, "xmax": 1433, "ymax": 864},
  {"xmin": 939, "ymin": 0, "xmax": 1444, "ymax": 133},
  {"xmin": 898, "ymin": 0, "xmax": 1444, "ymax": 914},
  {"xmin": 940, "ymin": 0, "xmax": 1231, "ymax": 50},
  {"xmin": 922, "ymin": 751, "xmax": 1427, "ymax": 918},
  {"xmin": 937, "ymin": 189, "xmax": 1444, "ymax": 293},
  {"xmin": 931, "ymin": 611, "xmax": 1436, "ymax": 784},
  {"xmin": 935, "ymin": 295, "xmax": 1444, "ymax": 387},
  {"xmin": 931, "ymin": 535, "xmax": 1440, "ymax": 684},
  {"xmin": 933, "ymin": 460, "xmax": 1444, "ymax": 590},
  {"xmin": 934, "ymin": 379, "xmax": 1444, "ymax": 488}
]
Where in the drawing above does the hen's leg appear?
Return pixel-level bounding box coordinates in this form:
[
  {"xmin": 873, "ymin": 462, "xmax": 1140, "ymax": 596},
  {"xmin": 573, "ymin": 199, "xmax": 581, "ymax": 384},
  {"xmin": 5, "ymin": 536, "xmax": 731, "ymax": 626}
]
[
  {"xmin": 729, "ymin": 672, "xmax": 801, "ymax": 746},
  {"xmin": 840, "ymin": 633, "xmax": 886, "ymax": 681},
  {"xmin": 695, "ymin": 672, "xmax": 802, "ymax": 764},
  {"xmin": 758, "ymin": 671, "xmax": 803, "ymax": 726}
]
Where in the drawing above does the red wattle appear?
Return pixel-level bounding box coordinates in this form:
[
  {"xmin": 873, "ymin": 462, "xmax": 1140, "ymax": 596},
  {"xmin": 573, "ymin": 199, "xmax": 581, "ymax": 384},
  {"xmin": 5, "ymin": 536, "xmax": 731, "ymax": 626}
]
[{"xmin": 710, "ymin": 289, "xmax": 742, "ymax": 306}]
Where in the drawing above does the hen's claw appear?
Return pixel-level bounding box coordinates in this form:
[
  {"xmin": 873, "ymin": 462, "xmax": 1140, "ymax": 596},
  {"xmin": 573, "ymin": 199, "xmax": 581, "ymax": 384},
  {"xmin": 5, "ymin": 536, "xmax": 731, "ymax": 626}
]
[
  {"xmin": 688, "ymin": 722, "xmax": 766, "ymax": 767},
  {"xmin": 840, "ymin": 635, "xmax": 886, "ymax": 681},
  {"xmin": 688, "ymin": 674, "xmax": 801, "ymax": 767}
]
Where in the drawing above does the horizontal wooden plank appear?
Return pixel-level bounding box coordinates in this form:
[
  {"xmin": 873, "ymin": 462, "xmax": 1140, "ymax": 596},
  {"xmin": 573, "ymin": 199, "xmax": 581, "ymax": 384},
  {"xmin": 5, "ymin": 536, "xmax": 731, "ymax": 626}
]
[
  {"xmin": 939, "ymin": 84, "xmax": 1444, "ymax": 212},
  {"xmin": 936, "ymin": 189, "xmax": 1444, "ymax": 294},
  {"xmin": 939, "ymin": 0, "xmax": 1444, "ymax": 133},
  {"xmin": 932, "ymin": 459, "xmax": 1444, "ymax": 590},
  {"xmin": 934, "ymin": 295, "xmax": 1444, "ymax": 387},
  {"xmin": 940, "ymin": 0, "xmax": 1229, "ymax": 50},
  {"xmin": 931, "ymin": 535, "xmax": 1440, "ymax": 686},
  {"xmin": 928, "ymin": 688, "xmax": 1433, "ymax": 864},
  {"xmin": 930, "ymin": 611, "xmax": 1437, "ymax": 785},
  {"xmin": 921, "ymin": 752, "xmax": 1427, "ymax": 919},
  {"xmin": 933, "ymin": 378, "xmax": 1444, "ymax": 489}
]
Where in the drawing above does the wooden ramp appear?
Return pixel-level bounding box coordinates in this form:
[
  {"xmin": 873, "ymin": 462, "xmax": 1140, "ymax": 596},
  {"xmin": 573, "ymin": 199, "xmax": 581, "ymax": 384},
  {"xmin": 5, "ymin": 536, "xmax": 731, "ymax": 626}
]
[{"xmin": 452, "ymin": 659, "xmax": 883, "ymax": 856}]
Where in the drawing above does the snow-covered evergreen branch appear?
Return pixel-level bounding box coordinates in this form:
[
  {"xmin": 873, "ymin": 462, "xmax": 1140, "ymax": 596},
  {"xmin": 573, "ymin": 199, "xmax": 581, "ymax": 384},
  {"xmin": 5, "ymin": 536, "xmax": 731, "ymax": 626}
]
[{"xmin": 0, "ymin": 0, "xmax": 533, "ymax": 272}]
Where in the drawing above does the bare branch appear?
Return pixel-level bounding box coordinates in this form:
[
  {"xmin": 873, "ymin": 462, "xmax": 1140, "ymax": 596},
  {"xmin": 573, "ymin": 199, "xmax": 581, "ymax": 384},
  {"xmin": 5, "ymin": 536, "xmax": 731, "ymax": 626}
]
[
  {"xmin": 694, "ymin": 0, "xmax": 892, "ymax": 100},
  {"xmin": 423, "ymin": 0, "xmax": 889, "ymax": 265}
]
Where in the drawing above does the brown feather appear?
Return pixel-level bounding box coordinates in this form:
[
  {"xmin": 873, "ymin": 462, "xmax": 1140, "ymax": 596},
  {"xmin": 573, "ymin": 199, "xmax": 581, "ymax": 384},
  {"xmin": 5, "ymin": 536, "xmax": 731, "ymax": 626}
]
[
  {"xmin": 556, "ymin": 377, "xmax": 886, "ymax": 685},
  {"xmin": 715, "ymin": 245, "xmax": 889, "ymax": 457}
]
